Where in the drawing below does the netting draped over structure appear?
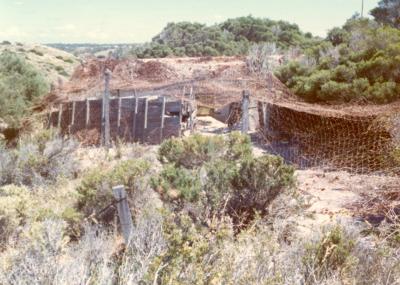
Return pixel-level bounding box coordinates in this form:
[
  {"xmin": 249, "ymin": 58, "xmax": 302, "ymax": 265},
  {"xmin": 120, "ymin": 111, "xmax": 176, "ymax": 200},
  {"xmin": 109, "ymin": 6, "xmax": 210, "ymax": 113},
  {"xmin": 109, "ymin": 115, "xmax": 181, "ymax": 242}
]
[
  {"xmin": 46, "ymin": 56, "xmax": 400, "ymax": 174},
  {"xmin": 258, "ymin": 102, "xmax": 400, "ymax": 174}
]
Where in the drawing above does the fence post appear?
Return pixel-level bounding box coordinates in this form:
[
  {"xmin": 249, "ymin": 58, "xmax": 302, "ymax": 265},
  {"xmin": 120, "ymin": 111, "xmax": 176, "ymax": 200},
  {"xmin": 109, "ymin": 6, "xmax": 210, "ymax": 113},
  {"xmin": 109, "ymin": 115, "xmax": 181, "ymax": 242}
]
[
  {"xmin": 143, "ymin": 97, "xmax": 148, "ymax": 142},
  {"xmin": 179, "ymin": 99, "xmax": 183, "ymax": 137},
  {"xmin": 132, "ymin": 91, "xmax": 138, "ymax": 141},
  {"xmin": 86, "ymin": 98, "xmax": 90, "ymax": 127},
  {"xmin": 117, "ymin": 97, "xmax": 122, "ymax": 129},
  {"xmin": 57, "ymin": 103, "xmax": 63, "ymax": 129},
  {"xmin": 112, "ymin": 185, "xmax": 133, "ymax": 244},
  {"xmin": 241, "ymin": 90, "xmax": 250, "ymax": 134},
  {"xmin": 160, "ymin": 96, "xmax": 166, "ymax": 143},
  {"xmin": 102, "ymin": 69, "xmax": 111, "ymax": 148}
]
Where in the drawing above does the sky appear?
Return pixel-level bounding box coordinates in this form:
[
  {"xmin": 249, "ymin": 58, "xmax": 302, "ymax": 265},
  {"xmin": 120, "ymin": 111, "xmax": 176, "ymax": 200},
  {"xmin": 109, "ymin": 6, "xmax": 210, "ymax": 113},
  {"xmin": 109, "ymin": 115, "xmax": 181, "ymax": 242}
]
[{"xmin": 0, "ymin": 0, "xmax": 380, "ymax": 44}]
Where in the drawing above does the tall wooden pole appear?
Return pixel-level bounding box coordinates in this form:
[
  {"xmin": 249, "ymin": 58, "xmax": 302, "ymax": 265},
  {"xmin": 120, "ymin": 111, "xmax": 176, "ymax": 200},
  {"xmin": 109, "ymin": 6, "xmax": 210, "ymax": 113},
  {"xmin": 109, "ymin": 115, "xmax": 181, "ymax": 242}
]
[{"xmin": 102, "ymin": 68, "xmax": 111, "ymax": 148}]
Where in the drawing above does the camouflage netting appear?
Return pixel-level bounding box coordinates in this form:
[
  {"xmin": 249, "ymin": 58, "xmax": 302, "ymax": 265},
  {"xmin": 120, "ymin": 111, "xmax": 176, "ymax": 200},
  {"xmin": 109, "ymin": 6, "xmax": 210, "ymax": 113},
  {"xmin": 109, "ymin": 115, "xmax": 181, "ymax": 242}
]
[
  {"xmin": 258, "ymin": 102, "xmax": 400, "ymax": 174},
  {"xmin": 43, "ymin": 57, "xmax": 400, "ymax": 174}
]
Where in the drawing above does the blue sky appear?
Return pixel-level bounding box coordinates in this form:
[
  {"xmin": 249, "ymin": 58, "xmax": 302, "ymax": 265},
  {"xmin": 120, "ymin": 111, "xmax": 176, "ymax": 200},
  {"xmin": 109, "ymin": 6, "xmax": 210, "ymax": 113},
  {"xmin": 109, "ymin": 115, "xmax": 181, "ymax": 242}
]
[{"xmin": 0, "ymin": 0, "xmax": 380, "ymax": 43}]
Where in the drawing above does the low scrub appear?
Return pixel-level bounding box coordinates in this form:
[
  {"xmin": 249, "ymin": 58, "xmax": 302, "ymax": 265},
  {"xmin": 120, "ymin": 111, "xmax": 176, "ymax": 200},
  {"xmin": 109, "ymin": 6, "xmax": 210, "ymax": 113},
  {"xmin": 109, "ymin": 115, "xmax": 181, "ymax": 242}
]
[
  {"xmin": 0, "ymin": 129, "xmax": 77, "ymax": 187},
  {"xmin": 303, "ymin": 225, "xmax": 356, "ymax": 282},
  {"xmin": 76, "ymin": 159, "xmax": 150, "ymax": 219},
  {"xmin": 158, "ymin": 132, "xmax": 252, "ymax": 168},
  {"xmin": 0, "ymin": 185, "xmax": 32, "ymax": 248},
  {"xmin": 154, "ymin": 133, "xmax": 294, "ymax": 226}
]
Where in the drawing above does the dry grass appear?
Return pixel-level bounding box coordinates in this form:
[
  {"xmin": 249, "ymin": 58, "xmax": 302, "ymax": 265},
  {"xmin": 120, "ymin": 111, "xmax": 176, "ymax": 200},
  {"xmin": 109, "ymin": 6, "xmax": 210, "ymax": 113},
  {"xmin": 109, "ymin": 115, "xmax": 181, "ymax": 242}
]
[{"xmin": 0, "ymin": 132, "xmax": 399, "ymax": 284}]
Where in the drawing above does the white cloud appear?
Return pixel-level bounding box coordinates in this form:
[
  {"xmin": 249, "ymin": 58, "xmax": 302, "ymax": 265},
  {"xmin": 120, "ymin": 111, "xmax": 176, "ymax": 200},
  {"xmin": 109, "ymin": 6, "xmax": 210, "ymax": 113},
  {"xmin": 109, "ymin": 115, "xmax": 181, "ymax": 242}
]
[
  {"xmin": 53, "ymin": 24, "xmax": 77, "ymax": 32},
  {"xmin": 0, "ymin": 26, "xmax": 27, "ymax": 39}
]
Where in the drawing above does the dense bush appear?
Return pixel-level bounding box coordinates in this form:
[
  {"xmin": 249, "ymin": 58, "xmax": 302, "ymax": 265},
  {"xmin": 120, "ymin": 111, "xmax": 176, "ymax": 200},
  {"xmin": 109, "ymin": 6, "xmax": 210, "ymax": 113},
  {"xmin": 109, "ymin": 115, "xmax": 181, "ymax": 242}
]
[
  {"xmin": 371, "ymin": 0, "xmax": 400, "ymax": 29},
  {"xmin": 151, "ymin": 164, "xmax": 201, "ymax": 202},
  {"xmin": 154, "ymin": 133, "xmax": 294, "ymax": 225},
  {"xmin": 276, "ymin": 17, "xmax": 400, "ymax": 103},
  {"xmin": 158, "ymin": 132, "xmax": 252, "ymax": 168},
  {"xmin": 0, "ymin": 51, "xmax": 48, "ymax": 128},
  {"xmin": 158, "ymin": 134, "xmax": 225, "ymax": 168},
  {"xmin": 131, "ymin": 16, "xmax": 318, "ymax": 58}
]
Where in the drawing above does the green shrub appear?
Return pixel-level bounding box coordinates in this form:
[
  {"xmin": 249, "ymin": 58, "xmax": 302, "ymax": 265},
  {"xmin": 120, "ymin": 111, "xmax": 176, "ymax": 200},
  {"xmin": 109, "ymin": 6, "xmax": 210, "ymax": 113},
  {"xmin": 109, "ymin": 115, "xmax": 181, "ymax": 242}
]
[
  {"xmin": 320, "ymin": 81, "xmax": 352, "ymax": 101},
  {"xmin": 278, "ymin": 21, "xmax": 400, "ymax": 104},
  {"xmin": 76, "ymin": 159, "xmax": 150, "ymax": 217},
  {"xmin": 54, "ymin": 65, "xmax": 68, "ymax": 76},
  {"xmin": 327, "ymin": 27, "xmax": 350, "ymax": 46},
  {"xmin": 275, "ymin": 61, "xmax": 311, "ymax": 88},
  {"xmin": 0, "ymin": 51, "xmax": 48, "ymax": 128},
  {"xmin": 156, "ymin": 134, "xmax": 294, "ymax": 225},
  {"xmin": 150, "ymin": 212, "xmax": 220, "ymax": 284},
  {"xmin": 158, "ymin": 134, "xmax": 225, "ymax": 168},
  {"xmin": 224, "ymin": 131, "xmax": 252, "ymax": 160},
  {"xmin": 63, "ymin": 58, "xmax": 74, "ymax": 64},
  {"xmin": 367, "ymin": 81, "xmax": 400, "ymax": 104},
  {"xmin": 204, "ymin": 155, "xmax": 294, "ymax": 222},
  {"xmin": 29, "ymin": 49, "xmax": 44, "ymax": 56},
  {"xmin": 158, "ymin": 132, "xmax": 251, "ymax": 168},
  {"xmin": 303, "ymin": 226, "xmax": 356, "ymax": 281},
  {"xmin": 131, "ymin": 16, "xmax": 318, "ymax": 58},
  {"xmin": 151, "ymin": 164, "xmax": 201, "ymax": 202},
  {"xmin": 0, "ymin": 185, "xmax": 32, "ymax": 247},
  {"xmin": 371, "ymin": 0, "xmax": 400, "ymax": 29}
]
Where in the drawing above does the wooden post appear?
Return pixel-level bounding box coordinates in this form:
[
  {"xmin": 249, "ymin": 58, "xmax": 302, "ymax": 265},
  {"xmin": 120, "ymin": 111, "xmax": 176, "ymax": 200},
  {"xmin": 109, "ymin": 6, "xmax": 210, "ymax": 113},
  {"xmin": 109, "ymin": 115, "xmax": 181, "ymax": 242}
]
[
  {"xmin": 143, "ymin": 98, "xmax": 148, "ymax": 142},
  {"xmin": 241, "ymin": 90, "xmax": 250, "ymax": 134},
  {"xmin": 132, "ymin": 93, "xmax": 138, "ymax": 141},
  {"xmin": 86, "ymin": 98, "xmax": 90, "ymax": 127},
  {"xmin": 102, "ymin": 69, "xmax": 111, "ymax": 147},
  {"xmin": 57, "ymin": 103, "xmax": 63, "ymax": 129},
  {"xmin": 71, "ymin": 101, "xmax": 76, "ymax": 126},
  {"xmin": 179, "ymin": 99, "xmax": 183, "ymax": 137},
  {"xmin": 189, "ymin": 86, "xmax": 193, "ymax": 99},
  {"xmin": 112, "ymin": 185, "xmax": 133, "ymax": 244},
  {"xmin": 262, "ymin": 102, "xmax": 267, "ymax": 129},
  {"xmin": 160, "ymin": 96, "xmax": 166, "ymax": 142},
  {"xmin": 47, "ymin": 106, "xmax": 52, "ymax": 129},
  {"xmin": 117, "ymin": 97, "xmax": 122, "ymax": 128}
]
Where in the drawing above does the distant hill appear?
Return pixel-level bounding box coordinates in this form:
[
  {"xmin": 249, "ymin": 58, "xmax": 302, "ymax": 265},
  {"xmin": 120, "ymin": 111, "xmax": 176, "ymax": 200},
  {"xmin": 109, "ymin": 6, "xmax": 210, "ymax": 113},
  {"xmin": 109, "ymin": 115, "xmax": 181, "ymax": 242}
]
[
  {"xmin": 0, "ymin": 41, "xmax": 79, "ymax": 84},
  {"xmin": 46, "ymin": 43, "xmax": 138, "ymax": 58}
]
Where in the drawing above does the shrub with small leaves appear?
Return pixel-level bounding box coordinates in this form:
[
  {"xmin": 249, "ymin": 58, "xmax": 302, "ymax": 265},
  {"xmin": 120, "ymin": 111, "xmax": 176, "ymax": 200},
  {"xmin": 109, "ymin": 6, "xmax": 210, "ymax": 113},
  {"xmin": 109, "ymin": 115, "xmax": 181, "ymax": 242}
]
[
  {"xmin": 303, "ymin": 225, "xmax": 356, "ymax": 282},
  {"xmin": 0, "ymin": 185, "xmax": 32, "ymax": 247},
  {"xmin": 151, "ymin": 164, "xmax": 201, "ymax": 203},
  {"xmin": 76, "ymin": 159, "xmax": 150, "ymax": 219},
  {"xmin": 156, "ymin": 133, "xmax": 295, "ymax": 226},
  {"xmin": 0, "ymin": 128, "xmax": 77, "ymax": 187},
  {"xmin": 158, "ymin": 134, "xmax": 225, "ymax": 168}
]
